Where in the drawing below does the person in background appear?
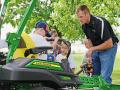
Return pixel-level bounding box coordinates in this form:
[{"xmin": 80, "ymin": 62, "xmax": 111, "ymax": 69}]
[
  {"xmin": 80, "ymin": 39, "xmax": 93, "ymax": 76},
  {"xmin": 81, "ymin": 39, "xmax": 93, "ymax": 65},
  {"xmin": 30, "ymin": 21, "xmax": 60, "ymax": 60},
  {"xmin": 50, "ymin": 29, "xmax": 58, "ymax": 39},
  {"xmin": 29, "ymin": 21, "xmax": 53, "ymax": 60},
  {"xmin": 46, "ymin": 29, "xmax": 59, "ymax": 49}
]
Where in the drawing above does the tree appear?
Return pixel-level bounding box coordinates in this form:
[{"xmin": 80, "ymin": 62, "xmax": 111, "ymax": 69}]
[
  {"xmin": 0, "ymin": 0, "xmax": 1, "ymax": 9},
  {"xmin": 4, "ymin": 0, "xmax": 120, "ymax": 41}
]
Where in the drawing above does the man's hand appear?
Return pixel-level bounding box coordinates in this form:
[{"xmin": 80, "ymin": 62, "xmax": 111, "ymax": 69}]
[{"xmin": 86, "ymin": 38, "xmax": 113, "ymax": 60}]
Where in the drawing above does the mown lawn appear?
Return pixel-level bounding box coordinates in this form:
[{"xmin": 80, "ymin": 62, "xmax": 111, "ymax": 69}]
[{"xmin": 72, "ymin": 51, "xmax": 120, "ymax": 84}]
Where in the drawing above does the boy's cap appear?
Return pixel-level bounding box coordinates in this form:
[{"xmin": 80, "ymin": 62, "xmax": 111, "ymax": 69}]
[
  {"xmin": 35, "ymin": 21, "xmax": 51, "ymax": 37},
  {"xmin": 35, "ymin": 21, "xmax": 46, "ymax": 30}
]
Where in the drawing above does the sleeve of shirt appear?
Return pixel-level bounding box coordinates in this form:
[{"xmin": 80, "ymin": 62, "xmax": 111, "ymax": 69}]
[
  {"xmin": 68, "ymin": 55, "xmax": 76, "ymax": 69},
  {"xmin": 30, "ymin": 33, "xmax": 51, "ymax": 47},
  {"xmin": 96, "ymin": 18, "xmax": 111, "ymax": 42}
]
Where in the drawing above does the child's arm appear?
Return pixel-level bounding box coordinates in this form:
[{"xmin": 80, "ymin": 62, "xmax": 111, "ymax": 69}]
[{"xmin": 55, "ymin": 54, "xmax": 66, "ymax": 63}]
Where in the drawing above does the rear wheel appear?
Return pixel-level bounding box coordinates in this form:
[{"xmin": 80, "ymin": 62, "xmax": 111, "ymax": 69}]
[
  {"xmin": 0, "ymin": 82, "xmax": 57, "ymax": 90},
  {"xmin": 30, "ymin": 86, "xmax": 55, "ymax": 90}
]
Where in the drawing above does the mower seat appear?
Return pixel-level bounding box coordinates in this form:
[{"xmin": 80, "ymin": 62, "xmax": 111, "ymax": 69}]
[{"xmin": 13, "ymin": 31, "xmax": 38, "ymax": 59}]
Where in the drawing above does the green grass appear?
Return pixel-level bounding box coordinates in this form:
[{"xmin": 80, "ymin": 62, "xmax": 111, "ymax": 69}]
[{"xmin": 72, "ymin": 51, "xmax": 120, "ymax": 84}]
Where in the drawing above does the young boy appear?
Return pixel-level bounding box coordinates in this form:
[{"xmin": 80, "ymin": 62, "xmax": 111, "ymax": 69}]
[
  {"xmin": 82, "ymin": 39, "xmax": 93, "ymax": 64},
  {"xmin": 80, "ymin": 39, "xmax": 93, "ymax": 76},
  {"xmin": 56, "ymin": 39, "xmax": 76, "ymax": 74}
]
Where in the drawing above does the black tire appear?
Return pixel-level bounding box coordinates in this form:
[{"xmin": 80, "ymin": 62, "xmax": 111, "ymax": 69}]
[
  {"xmin": 30, "ymin": 86, "xmax": 55, "ymax": 90},
  {"xmin": 0, "ymin": 82, "xmax": 11, "ymax": 90}
]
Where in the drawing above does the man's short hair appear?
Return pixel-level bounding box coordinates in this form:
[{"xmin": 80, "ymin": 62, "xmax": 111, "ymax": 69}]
[{"xmin": 76, "ymin": 5, "xmax": 90, "ymax": 14}]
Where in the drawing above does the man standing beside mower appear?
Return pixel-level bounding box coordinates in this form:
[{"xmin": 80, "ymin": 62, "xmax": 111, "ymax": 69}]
[{"xmin": 76, "ymin": 5, "xmax": 119, "ymax": 84}]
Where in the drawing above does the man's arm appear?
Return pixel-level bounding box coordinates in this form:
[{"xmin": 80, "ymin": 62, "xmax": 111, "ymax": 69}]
[
  {"xmin": 86, "ymin": 38, "xmax": 113, "ymax": 59},
  {"xmin": 86, "ymin": 17, "xmax": 114, "ymax": 59},
  {"xmin": 92, "ymin": 38, "xmax": 113, "ymax": 51}
]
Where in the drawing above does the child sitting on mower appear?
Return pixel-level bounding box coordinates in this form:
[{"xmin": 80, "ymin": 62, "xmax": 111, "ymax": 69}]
[
  {"xmin": 56, "ymin": 39, "xmax": 76, "ymax": 74},
  {"xmin": 29, "ymin": 21, "xmax": 59, "ymax": 60},
  {"xmin": 46, "ymin": 29, "xmax": 59, "ymax": 49},
  {"xmin": 30, "ymin": 21, "xmax": 51, "ymax": 47},
  {"xmin": 45, "ymin": 29, "xmax": 60, "ymax": 61}
]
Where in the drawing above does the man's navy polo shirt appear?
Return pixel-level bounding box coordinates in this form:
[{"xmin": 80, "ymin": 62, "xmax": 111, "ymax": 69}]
[{"xmin": 82, "ymin": 15, "xmax": 119, "ymax": 46}]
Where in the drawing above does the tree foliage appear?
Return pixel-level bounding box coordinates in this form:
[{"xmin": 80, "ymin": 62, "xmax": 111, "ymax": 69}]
[{"xmin": 4, "ymin": 0, "xmax": 120, "ymax": 41}]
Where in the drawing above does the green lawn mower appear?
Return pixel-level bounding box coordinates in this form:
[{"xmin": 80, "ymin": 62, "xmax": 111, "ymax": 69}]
[
  {"xmin": 0, "ymin": 46, "xmax": 80, "ymax": 90},
  {"xmin": 0, "ymin": 0, "xmax": 120, "ymax": 90}
]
